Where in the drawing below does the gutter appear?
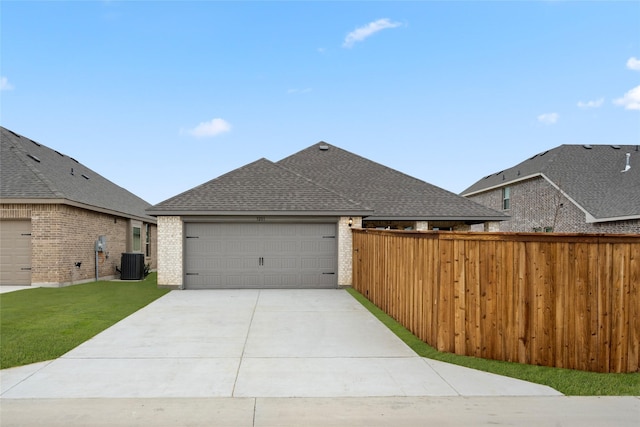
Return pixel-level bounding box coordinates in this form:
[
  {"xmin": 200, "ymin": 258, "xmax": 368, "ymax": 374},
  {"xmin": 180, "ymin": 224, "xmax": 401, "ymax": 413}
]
[
  {"xmin": 145, "ymin": 209, "xmax": 375, "ymax": 217},
  {"xmin": 1, "ymin": 197, "xmax": 157, "ymax": 224}
]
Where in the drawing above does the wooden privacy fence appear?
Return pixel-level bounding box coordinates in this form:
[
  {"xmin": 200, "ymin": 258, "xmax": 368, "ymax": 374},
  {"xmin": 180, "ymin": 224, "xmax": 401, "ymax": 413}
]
[{"xmin": 352, "ymin": 229, "xmax": 640, "ymax": 373}]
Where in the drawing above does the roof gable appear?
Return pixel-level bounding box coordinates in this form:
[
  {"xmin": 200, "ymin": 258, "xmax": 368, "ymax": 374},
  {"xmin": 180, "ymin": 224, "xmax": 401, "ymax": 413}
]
[
  {"xmin": 277, "ymin": 143, "xmax": 507, "ymax": 220},
  {"xmin": 148, "ymin": 158, "xmax": 371, "ymax": 215},
  {"xmin": 1, "ymin": 127, "xmax": 154, "ymax": 221},
  {"xmin": 461, "ymin": 145, "xmax": 640, "ymax": 221}
]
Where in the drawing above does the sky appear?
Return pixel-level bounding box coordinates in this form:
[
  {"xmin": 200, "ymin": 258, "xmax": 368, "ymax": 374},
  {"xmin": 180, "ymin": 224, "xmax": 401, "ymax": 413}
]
[{"xmin": 2, "ymin": 1, "xmax": 639, "ymax": 205}]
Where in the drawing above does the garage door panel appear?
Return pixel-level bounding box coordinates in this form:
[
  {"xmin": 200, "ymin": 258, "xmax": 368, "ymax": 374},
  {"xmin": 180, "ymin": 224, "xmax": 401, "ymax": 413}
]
[
  {"xmin": 190, "ymin": 259, "xmax": 260, "ymax": 271},
  {"xmin": 301, "ymin": 272, "xmax": 336, "ymax": 286},
  {"xmin": 264, "ymin": 240, "xmax": 300, "ymax": 253},
  {"xmin": 191, "ymin": 239, "xmax": 261, "ymax": 254},
  {"xmin": 185, "ymin": 273, "xmax": 223, "ymax": 289},
  {"xmin": 264, "ymin": 274, "xmax": 300, "ymax": 287},
  {"xmin": 262, "ymin": 224, "xmax": 296, "ymax": 236},
  {"xmin": 184, "ymin": 222, "xmax": 337, "ymax": 289},
  {"xmin": 300, "ymin": 256, "xmax": 334, "ymax": 269},
  {"xmin": 264, "ymin": 257, "xmax": 298, "ymax": 269},
  {"xmin": 301, "ymin": 240, "xmax": 335, "ymax": 253},
  {"xmin": 227, "ymin": 240, "xmax": 262, "ymax": 252},
  {"xmin": 226, "ymin": 273, "xmax": 262, "ymax": 287},
  {"xmin": 299, "ymin": 224, "xmax": 335, "ymax": 236},
  {"xmin": 0, "ymin": 220, "xmax": 32, "ymax": 286}
]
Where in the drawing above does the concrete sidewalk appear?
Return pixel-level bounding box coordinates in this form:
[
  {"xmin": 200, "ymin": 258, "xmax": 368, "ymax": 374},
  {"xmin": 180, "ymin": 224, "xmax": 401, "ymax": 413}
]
[
  {"xmin": 1, "ymin": 397, "xmax": 639, "ymax": 426},
  {"xmin": 1, "ymin": 289, "xmax": 560, "ymax": 399},
  {"xmin": 0, "ymin": 285, "xmax": 41, "ymax": 294}
]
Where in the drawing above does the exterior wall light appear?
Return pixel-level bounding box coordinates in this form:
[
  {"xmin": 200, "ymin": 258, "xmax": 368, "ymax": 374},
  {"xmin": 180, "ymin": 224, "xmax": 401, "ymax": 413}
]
[{"xmin": 348, "ymin": 217, "xmax": 353, "ymax": 227}]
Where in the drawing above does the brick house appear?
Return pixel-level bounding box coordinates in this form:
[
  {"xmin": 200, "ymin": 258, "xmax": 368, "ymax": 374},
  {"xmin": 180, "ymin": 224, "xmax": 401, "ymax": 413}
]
[
  {"xmin": 461, "ymin": 144, "xmax": 640, "ymax": 234},
  {"xmin": 147, "ymin": 142, "xmax": 506, "ymax": 289},
  {"xmin": 0, "ymin": 126, "xmax": 157, "ymax": 286}
]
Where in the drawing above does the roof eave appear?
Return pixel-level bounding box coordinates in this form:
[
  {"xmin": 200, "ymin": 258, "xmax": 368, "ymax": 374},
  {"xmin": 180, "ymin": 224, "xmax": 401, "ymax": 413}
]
[
  {"xmin": 461, "ymin": 173, "xmax": 543, "ymax": 197},
  {"xmin": 146, "ymin": 209, "xmax": 375, "ymax": 217},
  {"xmin": 1, "ymin": 197, "xmax": 156, "ymax": 224},
  {"xmin": 363, "ymin": 215, "xmax": 509, "ymax": 223},
  {"xmin": 587, "ymin": 214, "xmax": 640, "ymax": 224}
]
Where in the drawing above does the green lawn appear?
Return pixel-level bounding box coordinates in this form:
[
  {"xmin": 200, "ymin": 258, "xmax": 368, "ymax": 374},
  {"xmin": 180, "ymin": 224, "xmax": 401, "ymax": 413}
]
[
  {"xmin": 347, "ymin": 288, "xmax": 640, "ymax": 396},
  {"xmin": 0, "ymin": 273, "xmax": 169, "ymax": 369}
]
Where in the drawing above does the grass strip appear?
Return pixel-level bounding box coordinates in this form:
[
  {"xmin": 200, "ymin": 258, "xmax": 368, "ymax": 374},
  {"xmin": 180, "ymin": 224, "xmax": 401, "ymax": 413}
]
[
  {"xmin": 347, "ymin": 287, "xmax": 640, "ymax": 396},
  {"xmin": 0, "ymin": 273, "xmax": 169, "ymax": 369}
]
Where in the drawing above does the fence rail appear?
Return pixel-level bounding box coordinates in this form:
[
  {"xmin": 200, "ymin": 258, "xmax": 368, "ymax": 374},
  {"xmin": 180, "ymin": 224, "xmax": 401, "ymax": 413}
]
[{"xmin": 352, "ymin": 229, "xmax": 640, "ymax": 373}]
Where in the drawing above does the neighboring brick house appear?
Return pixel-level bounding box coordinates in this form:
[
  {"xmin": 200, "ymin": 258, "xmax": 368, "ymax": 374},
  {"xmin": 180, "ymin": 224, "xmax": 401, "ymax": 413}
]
[
  {"xmin": 461, "ymin": 144, "xmax": 640, "ymax": 234},
  {"xmin": 0, "ymin": 126, "xmax": 157, "ymax": 286},
  {"xmin": 148, "ymin": 142, "xmax": 506, "ymax": 289}
]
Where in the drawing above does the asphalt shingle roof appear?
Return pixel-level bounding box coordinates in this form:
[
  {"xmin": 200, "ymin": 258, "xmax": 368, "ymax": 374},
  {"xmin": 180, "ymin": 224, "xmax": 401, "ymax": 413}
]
[
  {"xmin": 461, "ymin": 144, "xmax": 640, "ymax": 221},
  {"xmin": 277, "ymin": 143, "xmax": 507, "ymax": 221},
  {"xmin": 150, "ymin": 142, "xmax": 506, "ymax": 221},
  {"xmin": 148, "ymin": 158, "xmax": 372, "ymax": 215},
  {"xmin": 1, "ymin": 126, "xmax": 155, "ymax": 221}
]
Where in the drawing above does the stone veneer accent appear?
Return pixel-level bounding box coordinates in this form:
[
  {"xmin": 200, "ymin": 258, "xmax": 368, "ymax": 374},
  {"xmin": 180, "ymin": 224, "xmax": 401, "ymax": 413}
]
[
  {"xmin": 157, "ymin": 216, "xmax": 183, "ymax": 288},
  {"xmin": 484, "ymin": 221, "xmax": 501, "ymax": 232},
  {"xmin": 338, "ymin": 216, "xmax": 362, "ymax": 287},
  {"xmin": 415, "ymin": 221, "xmax": 429, "ymax": 231}
]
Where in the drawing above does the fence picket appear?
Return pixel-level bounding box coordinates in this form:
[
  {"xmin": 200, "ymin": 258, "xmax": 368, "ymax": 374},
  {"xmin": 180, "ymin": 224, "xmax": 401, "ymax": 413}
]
[{"xmin": 352, "ymin": 229, "xmax": 640, "ymax": 373}]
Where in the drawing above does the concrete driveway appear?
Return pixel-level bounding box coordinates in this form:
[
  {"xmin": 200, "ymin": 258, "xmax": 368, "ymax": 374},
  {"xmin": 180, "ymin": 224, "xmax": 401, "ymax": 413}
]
[
  {"xmin": 1, "ymin": 289, "xmax": 561, "ymax": 399},
  {"xmin": 3, "ymin": 290, "xmax": 640, "ymax": 426}
]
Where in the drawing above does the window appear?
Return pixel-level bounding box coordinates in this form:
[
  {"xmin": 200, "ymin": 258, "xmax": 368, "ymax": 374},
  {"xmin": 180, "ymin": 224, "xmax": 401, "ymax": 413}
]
[
  {"xmin": 502, "ymin": 187, "xmax": 511, "ymax": 210},
  {"xmin": 145, "ymin": 224, "xmax": 151, "ymax": 257},
  {"xmin": 132, "ymin": 226, "xmax": 141, "ymax": 252}
]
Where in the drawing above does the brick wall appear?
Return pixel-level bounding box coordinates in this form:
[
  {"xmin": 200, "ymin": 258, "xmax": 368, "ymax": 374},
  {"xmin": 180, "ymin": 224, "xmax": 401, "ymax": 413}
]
[
  {"xmin": 466, "ymin": 177, "xmax": 640, "ymax": 234},
  {"xmin": 157, "ymin": 216, "xmax": 183, "ymax": 288},
  {"xmin": 1, "ymin": 203, "xmax": 157, "ymax": 286}
]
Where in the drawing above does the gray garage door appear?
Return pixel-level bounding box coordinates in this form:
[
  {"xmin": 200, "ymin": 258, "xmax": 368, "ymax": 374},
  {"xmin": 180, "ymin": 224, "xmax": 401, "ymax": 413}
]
[
  {"xmin": 184, "ymin": 222, "xmax": 337, "ymax": 289},
  {"xmin": 0, "ymin": 220, "xmax": 32, "ymax": 286}
]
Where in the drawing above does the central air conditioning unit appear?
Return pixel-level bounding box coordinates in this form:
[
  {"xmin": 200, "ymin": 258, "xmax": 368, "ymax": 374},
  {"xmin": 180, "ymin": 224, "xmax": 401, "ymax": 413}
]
[{"xmin": 120, "ymin": 253, "xmax": 145, "ymax": 280}]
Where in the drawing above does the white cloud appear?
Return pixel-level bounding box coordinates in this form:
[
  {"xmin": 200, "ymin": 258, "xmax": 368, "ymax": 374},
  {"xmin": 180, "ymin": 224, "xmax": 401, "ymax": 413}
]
[
  {"xmin": 626, "ymin": 57, "xmax": 640, "ymax": 71},
  {"xmin": 537, "ymin": 113, "xmax": 559, "ymax": 125},
  {"xmin": 343, "ymin": 18, "xmax": 402, "ymax": 48},
  {"xmin": 1, "ymin": 76, "xmax": 14, "ymax": 91},
  {"xmin": 577, "ymin": 98, "xmax": 604, "ymax": 109},
  {"xmin": 613, "ymin": 85, "xmax": 640, "ymax": 110},
  {"xmin": 187, "ymin": 118, "xmax": 231, "ymax": 138}
]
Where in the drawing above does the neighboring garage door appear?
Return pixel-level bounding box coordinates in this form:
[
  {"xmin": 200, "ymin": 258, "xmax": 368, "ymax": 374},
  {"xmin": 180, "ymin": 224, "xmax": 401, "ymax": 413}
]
[
  {"xmin": 0, "ymin": 220, "xmax": 32, "ymax": 286},
  {"xmin": 184, "ymin": 222, "xmax": 337, "ymax": 289}
]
